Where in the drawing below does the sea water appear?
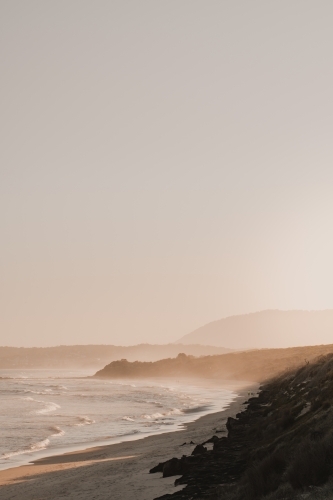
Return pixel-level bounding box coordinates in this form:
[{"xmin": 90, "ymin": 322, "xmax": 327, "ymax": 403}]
[{"xmin": 0, "ymin": 369, "xmax": 237, "ymax": 470}]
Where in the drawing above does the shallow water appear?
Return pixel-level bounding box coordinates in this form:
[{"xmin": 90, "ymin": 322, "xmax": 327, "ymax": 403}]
[{"xmin": 0, "ymin": 369, "xmax": 236, "ymax": 470}]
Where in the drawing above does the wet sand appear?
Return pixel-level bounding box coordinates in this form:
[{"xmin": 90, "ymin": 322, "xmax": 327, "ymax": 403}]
[{"xmin": 0, "ymin": 383, "xmax": 256, "ymax": 500}]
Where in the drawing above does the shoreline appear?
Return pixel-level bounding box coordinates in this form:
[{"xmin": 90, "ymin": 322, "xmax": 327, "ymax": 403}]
[
  {"xmin": 0, "ymin": 381, "xmax": 257, "ymax": 500},
  {"xmin": 0, "ymin": 377, "xmax": 246, "ymax": 473}
]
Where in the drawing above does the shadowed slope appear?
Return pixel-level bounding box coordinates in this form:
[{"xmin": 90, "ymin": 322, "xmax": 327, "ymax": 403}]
[{"xmin": 151, "ymin": 353, "xmax": 333, "ymax": 500}]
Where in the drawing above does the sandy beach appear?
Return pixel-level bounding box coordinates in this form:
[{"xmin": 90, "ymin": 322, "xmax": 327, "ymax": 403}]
[{"xmin": 0, "ymin": 383, "xmax": 255, "ymax": 500}]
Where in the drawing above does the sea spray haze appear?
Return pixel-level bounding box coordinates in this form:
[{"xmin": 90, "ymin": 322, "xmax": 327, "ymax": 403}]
[{"xmin": 0, "ymin": 369, "xmax": 236, "ymax": 470}]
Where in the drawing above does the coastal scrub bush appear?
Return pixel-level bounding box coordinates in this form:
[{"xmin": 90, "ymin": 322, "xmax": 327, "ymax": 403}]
[
  {"xmin": 287, "ymin": 437, "xmax": 333, "ymax": 489},
  {"xmin": 263, "ymin": 483, "xmax": 295, "ymax": 500},
  {"xmin": 239, "ymin": 450, "xmax": 287, "ymax": 499},
  {"xmin": 280, "ymin": 410, "xmax": 295, "ymax": 430},
  {"xmin": 311, "ymin": 398, "xmax": 323, "ymax": 412}
]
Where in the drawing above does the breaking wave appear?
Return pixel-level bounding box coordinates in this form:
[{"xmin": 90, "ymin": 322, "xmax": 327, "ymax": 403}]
[
  {"xmin": 35, "ymin": 401, "xmax": 61, "ymax": 414},
  {"xmin": 50, "ymin": 426, "xmax": 65, "ymax": 437},
  {"xmin": 2, "ymin": 438, "xmax": 50, "ymax": 459},
  {"xmin": 142, "ymin": 407, "xmax": 184, "ymax": 420},
  {"xmin": 74, "ymin": 416, "xmax": 95, "ymax": 426}
]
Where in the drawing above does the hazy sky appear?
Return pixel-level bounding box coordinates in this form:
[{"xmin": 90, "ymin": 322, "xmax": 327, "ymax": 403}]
[{"xmin": 1, "ymin": 1, "xmax": 333, "ymax": 347}]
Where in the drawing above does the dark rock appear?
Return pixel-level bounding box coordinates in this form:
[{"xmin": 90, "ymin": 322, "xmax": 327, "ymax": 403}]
[
  {"xmin": 163, "ymin": 457, "xmax": 183, "ymax": 477},
  {"xmin": 226, "ymin": 416, "xmax": 237, "ymax": 430},
  {"xmin": 191, "ymin": 444, "xmax": 207, "ymax": 455},
  {"xmin": 213, "ymin": 436, "xmax": 227, "ymax": 450},
  {"xmin": 203, "ymin": 435, "xmax": 219, "ymax": 445},
  {"xmin": 149, "ymin": 462, "xmax": 165, "ymax": 473}
]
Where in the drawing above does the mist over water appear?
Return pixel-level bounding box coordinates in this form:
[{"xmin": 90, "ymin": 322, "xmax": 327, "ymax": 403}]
[{"xmin": 0, "ymin": 369, "xmax": 236, "ymax": 471}]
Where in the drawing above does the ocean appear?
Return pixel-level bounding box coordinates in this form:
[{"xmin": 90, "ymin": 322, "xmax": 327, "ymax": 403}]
[{"xmin": 0, "ymin": 369, "xmax": 237, "ymax": 471}]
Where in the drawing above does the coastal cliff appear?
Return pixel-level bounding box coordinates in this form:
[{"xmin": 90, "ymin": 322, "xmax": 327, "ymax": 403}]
[{"xmin": 150, "ymin": 353, "xmax": 333, "ymax": 499}]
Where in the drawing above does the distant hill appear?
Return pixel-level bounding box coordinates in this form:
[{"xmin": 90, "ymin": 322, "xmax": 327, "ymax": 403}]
[
  {"xmin": 94, "ymin": 343, "xmax": 333, "ymax": 382},
  {"xmin": 176, "ymin": 310, "xmax": 333, "ymax": 349},
  {"xmin": 0, "ymin": 344, "xmax": 232, "ymax": 370}
]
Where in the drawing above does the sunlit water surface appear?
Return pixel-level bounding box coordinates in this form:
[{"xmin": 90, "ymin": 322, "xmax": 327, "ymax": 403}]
[{"xmin": 0, "ymin": 369, "xmax": 237, "ymax": 470}]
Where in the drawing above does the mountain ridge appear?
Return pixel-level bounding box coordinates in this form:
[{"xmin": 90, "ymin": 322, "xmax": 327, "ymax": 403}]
[{"xmin": 176, "ymin": 309, "xmax": 333, "ymax": 349}]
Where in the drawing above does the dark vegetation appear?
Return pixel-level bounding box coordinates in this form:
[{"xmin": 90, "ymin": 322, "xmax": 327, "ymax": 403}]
[
  {"xmin": 150, "ymin": 353, "xmax": 333, "ymax": 499},
  {"xmin": 0, "ymin": 344, "xmax": 231, "ymax": 369},
  {"xmin": 95, "ymin": 343, "xmax": 333, "ymax": 382}
]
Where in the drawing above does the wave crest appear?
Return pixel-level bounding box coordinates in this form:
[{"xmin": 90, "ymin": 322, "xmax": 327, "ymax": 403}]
[
  {"xmin": 74, "ymin": 416, "xmax": 95, "ymax": 426},
  {"xmin": 2, "ymin": 438, "xmax": 50, "ymax": 459}
]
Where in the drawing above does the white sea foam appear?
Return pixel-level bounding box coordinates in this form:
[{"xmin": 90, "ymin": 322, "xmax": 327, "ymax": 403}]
[
  {"xmin": 2, "ymin": 438, "xmax": 50, "ymax": 459},
  {"xmin": 30, "ymin": 438, "xmax": 50, "ymax": 451},
  {"xmin": 35, "ymin": 401, "xmax": 61, "ymax": 414},
  {"xmin": 22, "ymin": 396, "xmax": 61, "ymax": 414},
  {"xmin": 143, "ymin": 412, "xmax": 163, "ymax": 419},
  {"xmin": 46, "ymin": 384, "xmax": 68, "ymax": 390},
  {"xmin": 75, "ymin": 416, "xmax": 95, "ymax": 426},
  {"xmin": 142, "ymin": 407, "xmax": 184, "ymax": 420},
  {"xmin": 50, "ymin": 426, "xmax": 65, "ymax": 437},
  {"xmin": 24, "ymin": 389, "xmax": 60, "ymax": 396}
]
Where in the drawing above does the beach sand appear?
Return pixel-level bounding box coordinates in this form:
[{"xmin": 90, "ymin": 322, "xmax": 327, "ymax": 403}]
[{"xmin": 0, "ymin": 382, "xmax": 256, "ymax": 500}]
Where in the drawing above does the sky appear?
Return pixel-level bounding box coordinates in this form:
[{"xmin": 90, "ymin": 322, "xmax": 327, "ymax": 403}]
[{"xmin": 1, "ymin": 1, "xmax": 333, "ymax": 347}]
